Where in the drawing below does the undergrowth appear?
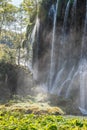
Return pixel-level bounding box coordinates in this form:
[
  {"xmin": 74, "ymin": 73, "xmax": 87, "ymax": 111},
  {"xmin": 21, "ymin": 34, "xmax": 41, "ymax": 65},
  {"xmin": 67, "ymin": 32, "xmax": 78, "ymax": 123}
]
[{"xmin": 0, "ymin": 109, "xmax": 87, "ymax": 130}]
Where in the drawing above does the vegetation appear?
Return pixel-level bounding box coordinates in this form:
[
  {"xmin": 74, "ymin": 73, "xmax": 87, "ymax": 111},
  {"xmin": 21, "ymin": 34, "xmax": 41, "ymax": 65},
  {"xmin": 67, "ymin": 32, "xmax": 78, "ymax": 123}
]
[
  {"xmin": 0, "ymin": 108, "xmax": 87, "ymax": 130},
  {"xmin": 0, "ymin": 95, "xmax": 85, "ymax": 129}
]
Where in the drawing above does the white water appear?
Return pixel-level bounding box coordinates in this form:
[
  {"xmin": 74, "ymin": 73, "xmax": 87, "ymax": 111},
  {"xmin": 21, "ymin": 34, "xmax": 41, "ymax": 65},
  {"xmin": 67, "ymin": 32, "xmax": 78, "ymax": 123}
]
[
  {"xmin": 72, "ymin": 0, "xmax": 77, "ymax": 24},
  {"xmin": 79, "ymin": 0, "xmax": 87, "ymax": 109},
  {"xmin": 31, "ymin": 17, "xmax": 40, "ymax": 45},
  {"xmin": 32, "ymin": 16, "xmax": 40, "ymax": 80},
  {"xmin": 79, "ymin": 107, "xmax": 87, "ymax": 115},
  {"xmin": 62, "ymin": 0, "xmax": 71, "ymax": 39},
  {"xmin": 51, "ymin": 61, "xmax": 66, "ymax": 94},
  {"xmin": 79, "ymin": 60, "xmax": 87, "ymax": 109},
  {"xmin": 65, "ymin": 70, "xmax": 78, "ymax": 98},
  {"xmin": 51, "ymin": 68, "xmax": 64, "ymax": 93},
  {"xmin": 49, "ymin": 0, "xmax": 59, "ymax": 89},
  {"xmin": 58, "ymin": 66, "xmax": 75, "ymax": 96},
  {"xmin": 49, "ymin": 4, "xmax": 56, "ymax": 18}
]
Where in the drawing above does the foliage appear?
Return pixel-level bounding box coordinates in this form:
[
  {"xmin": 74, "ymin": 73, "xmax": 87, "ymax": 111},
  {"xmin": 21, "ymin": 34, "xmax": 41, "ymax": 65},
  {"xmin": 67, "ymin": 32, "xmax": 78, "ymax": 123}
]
[
  {"xmin": 21, "ymin": 0, "xmax": 42, "ymax": 23},
  {"xmin": 0, "ymin": 109, "xmax": 87, "ymax": 130},
  {"xmin": 0, "ymin": 0, "xmax": 18, "ymax": 34},
  {"xmin": 0, "ymin": 44, "xmax": 16, "ymax": 63}
]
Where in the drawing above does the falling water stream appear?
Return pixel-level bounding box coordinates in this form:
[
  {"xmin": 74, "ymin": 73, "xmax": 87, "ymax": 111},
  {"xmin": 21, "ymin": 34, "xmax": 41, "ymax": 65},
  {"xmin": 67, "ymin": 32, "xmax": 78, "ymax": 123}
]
[
  {"xmin": 49, "ymin": 0, "xmax": 59, "ymax": 90},
  {"xmin": 51, "ymin": 61, "xmax": 66, "ymax": 93},
  {"xmin": 65, "ymin": 70, "xmax": 79, "ymax": 98},
  {"xmin": 62, "ymin": 0, "xmax": 71, "ymax": 42},
  {"xmin": 32, "ymin": 16, "xmax": 40, "ymax": 80},
  {"xmin": 50, "ymin": 0, "xmax": 77, "ymax": 95},
  {"xmin": 58, "ymin": 66, "xmax": 75, "ymax": 96},
  {"xmin": 79, "ymin": 60, "xmax": 87, "ymax": 109},
  {"xmin": 79, "ymin": 0, "xmax": 87, "ymax": 110},
  {"xmin": 31, "ymin": 17, "xmax": 40, "ymax": 45},
  {"xmin": 65, "ymin": 0, "xmax": 78, "ymax": 98},
  {"xmin": 72, "ymin": 0, "xmax": 77, "ymax": 25}
]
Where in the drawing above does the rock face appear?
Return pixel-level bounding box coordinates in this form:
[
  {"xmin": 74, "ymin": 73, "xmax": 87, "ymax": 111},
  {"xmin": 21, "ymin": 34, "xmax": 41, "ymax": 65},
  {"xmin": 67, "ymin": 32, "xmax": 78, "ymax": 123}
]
[{"xmin": 33, "ymin": 0, "xmax": 87, "ymax": 113}]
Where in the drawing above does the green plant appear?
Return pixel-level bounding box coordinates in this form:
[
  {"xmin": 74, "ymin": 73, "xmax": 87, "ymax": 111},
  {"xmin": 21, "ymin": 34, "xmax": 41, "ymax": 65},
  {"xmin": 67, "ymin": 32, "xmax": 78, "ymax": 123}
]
[{"xmin": 0, "ymin": 108, "xmax": 87, "ymax": 130}]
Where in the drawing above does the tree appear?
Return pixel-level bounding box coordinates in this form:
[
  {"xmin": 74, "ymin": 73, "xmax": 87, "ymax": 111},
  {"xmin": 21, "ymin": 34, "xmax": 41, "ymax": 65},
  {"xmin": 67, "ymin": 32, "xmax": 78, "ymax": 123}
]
[
  {"xmin": 0, "ymin": 0, "xmax": 17, "ymax": 36},
  {"xmin": 14, "ymin": 6, "xmax": 26, "ymax": 65}
]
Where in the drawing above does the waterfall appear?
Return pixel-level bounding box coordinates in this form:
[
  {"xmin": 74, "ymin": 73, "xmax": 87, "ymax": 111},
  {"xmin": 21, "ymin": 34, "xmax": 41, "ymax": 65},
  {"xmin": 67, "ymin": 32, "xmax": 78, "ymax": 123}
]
[
  {"xmin": 50, "ymin": 0, "xmax": 71, "ymax": 95},
  {"xmin": 48, "ymin": 4, "xmax": 56, "ymax": 21},
  {"xmin": 31, "ymin": 23, "xmax": 37, "ymax": 45},
  {"xmin": 32, "ymin": 16, "xmax": 40, "ymax": 81},
  {"xmin": 65, "ymin": 70, "xmax": 78, "ymax": 98},
  {"xmin": 51, "ymin": 61, "xmax": 66, "ymax": 93},
  {"xmin": 51, "ymin": 67, "xmax": 64, "ymax": 94},
  {"xmin": 58, "ymin": 66, "xmax": 75, "ymax": 96},
  {"xmin": 79, "ymin": 60, "xmax": 87, "ymax": 109},
  {"xmin": 62, "ymin": 0, "xmax": 71, "ymax": 41},
  {"xmin": 79, "ymin": 0, "xmax": 87, "ymax": 109},
  {"xmin": 49, "ymin": 0, "xmax": 59, "ymax": 90},
  {"xmin": 72, "ymin": 0, "xmax": 77, "ymax": 25},
  {"xmin": 31, "ymin": 0, "xmax": 87, "ymax": 114},
  {"xmin": 31, "ymin": 17, "xmax": 40, "ymax": 45}
]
